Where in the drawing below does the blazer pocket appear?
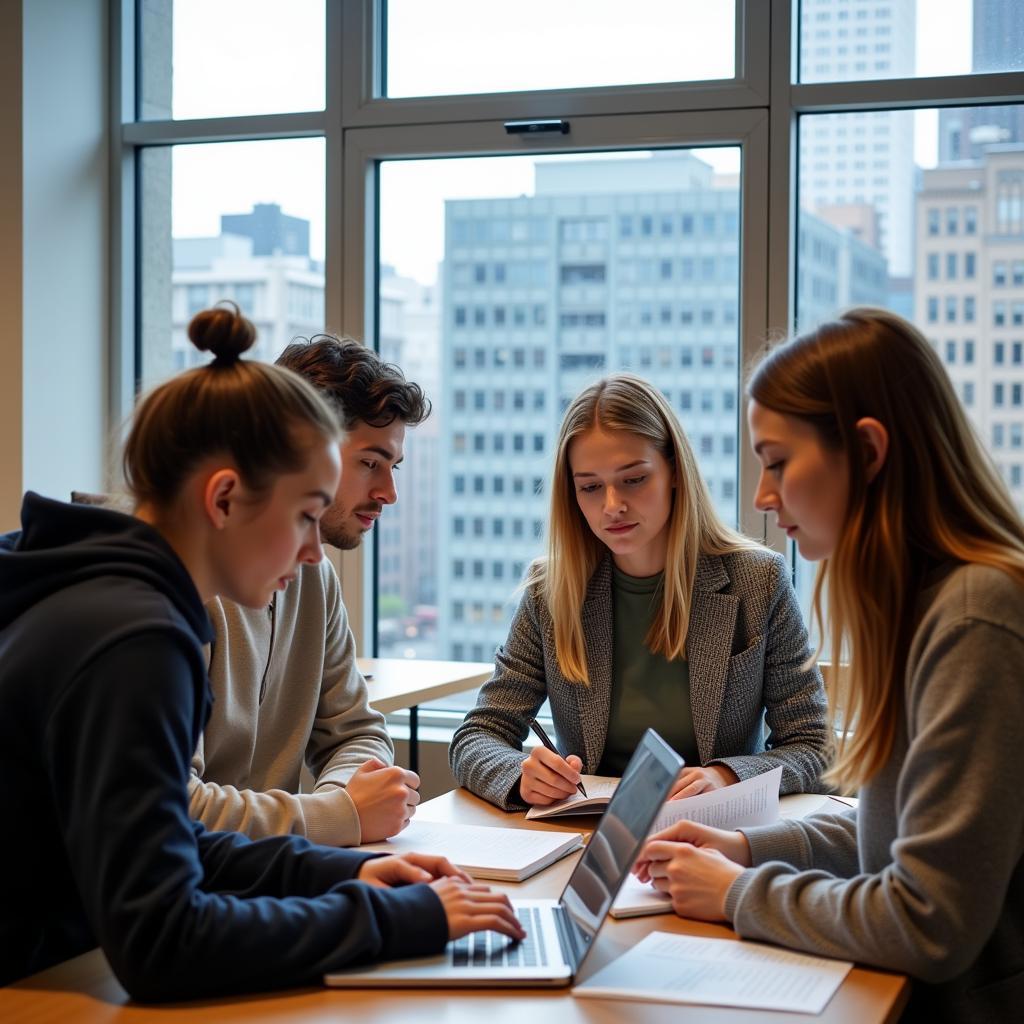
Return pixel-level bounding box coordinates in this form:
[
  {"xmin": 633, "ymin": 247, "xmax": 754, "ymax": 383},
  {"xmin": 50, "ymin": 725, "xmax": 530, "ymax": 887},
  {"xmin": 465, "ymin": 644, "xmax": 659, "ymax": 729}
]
[{"xmin": 726, "ymin": 634, "xmax": 766, "ymax": 682}]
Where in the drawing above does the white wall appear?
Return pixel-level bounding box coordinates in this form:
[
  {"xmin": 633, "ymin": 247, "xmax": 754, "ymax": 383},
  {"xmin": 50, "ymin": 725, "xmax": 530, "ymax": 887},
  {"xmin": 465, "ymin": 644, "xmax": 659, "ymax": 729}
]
[
  {"xmin": 0, "ymin": 0, "xmax": 109, "ymax": 531},
  {"xmin": 21, "ymin": 0, "xmax": 109, "ymax": 509}
]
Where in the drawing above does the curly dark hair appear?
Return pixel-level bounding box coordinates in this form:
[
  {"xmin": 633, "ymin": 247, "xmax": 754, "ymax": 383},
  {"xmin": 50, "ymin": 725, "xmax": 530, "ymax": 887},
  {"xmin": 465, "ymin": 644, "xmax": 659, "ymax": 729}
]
[{"xmin": 276, "ymin": 335, "xmax": 431, "ymax": 430}]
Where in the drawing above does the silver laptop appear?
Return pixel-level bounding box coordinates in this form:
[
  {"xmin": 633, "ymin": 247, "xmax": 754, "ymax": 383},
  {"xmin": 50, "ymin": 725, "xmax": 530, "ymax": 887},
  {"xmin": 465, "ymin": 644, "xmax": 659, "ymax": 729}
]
[{"xmin": 325, "ymin": 728, "xmax": 683, "ymax": 989}]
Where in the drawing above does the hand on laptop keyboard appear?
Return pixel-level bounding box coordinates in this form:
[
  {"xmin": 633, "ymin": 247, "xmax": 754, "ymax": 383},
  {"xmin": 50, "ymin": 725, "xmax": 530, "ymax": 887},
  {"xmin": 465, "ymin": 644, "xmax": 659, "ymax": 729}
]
[
  {"xmin": 433, "ymin": 878, "xmax": 527, "ymax": 942},
  {"xmin": 358, "ymin": 852, "xmax": 471, "ymax": 888},
  {"xmin": 450, "ymin": 907, "xmax": 543, "ymax": 968}
]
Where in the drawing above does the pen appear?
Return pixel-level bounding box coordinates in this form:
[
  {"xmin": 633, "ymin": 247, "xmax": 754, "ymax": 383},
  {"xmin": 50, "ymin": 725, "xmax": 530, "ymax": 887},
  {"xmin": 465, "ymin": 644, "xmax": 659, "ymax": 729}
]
[{"xmin": 528, "ymin": 718, "xmax": 587, "ymax": 797}]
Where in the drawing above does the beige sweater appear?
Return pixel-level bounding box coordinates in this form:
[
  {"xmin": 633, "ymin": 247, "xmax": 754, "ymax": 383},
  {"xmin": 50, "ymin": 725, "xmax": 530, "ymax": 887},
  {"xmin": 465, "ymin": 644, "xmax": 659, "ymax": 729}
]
[{"xmin": 188, "ymin": 558, "xmax": 393, "ymax": 847}]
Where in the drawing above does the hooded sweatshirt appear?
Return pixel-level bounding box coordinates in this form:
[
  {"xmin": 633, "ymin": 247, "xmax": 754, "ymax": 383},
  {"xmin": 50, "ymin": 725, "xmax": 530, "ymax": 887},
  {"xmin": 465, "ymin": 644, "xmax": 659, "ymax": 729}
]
[{"xmin": 0, "ymin": 494, "xmax": 447, "ymax": 1001}]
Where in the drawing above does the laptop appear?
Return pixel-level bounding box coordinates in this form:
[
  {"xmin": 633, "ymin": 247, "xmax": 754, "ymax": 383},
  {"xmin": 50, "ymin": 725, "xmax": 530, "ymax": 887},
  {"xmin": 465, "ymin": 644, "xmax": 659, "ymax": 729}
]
[{"xmin": 325, "ymin": 728, "xmax": 683, "ymax": 988}]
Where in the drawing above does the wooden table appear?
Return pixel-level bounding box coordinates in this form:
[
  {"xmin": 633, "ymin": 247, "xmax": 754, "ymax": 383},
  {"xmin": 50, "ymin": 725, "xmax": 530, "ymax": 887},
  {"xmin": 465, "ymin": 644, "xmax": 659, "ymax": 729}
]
[
  {"xmin": 358, "ymin": 657, "xmax": 493, "ymax": 772},
  {"xmin": 1, "ymin": 789, "xmax": 908, "ymax": 1024}
]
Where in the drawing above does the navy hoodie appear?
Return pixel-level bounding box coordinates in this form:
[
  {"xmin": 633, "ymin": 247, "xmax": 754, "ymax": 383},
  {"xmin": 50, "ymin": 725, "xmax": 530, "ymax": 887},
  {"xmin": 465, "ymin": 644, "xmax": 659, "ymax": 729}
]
[{"xmin": 0, "ymin": 493, "xmax": 447, "ymax": 1000}]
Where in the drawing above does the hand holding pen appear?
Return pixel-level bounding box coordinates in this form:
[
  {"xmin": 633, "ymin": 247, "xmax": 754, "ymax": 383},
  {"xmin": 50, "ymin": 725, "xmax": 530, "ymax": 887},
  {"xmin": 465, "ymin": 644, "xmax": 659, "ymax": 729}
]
[{"xmin": 519, "ymin": 718, "xmax": 588, "ymax": 806}]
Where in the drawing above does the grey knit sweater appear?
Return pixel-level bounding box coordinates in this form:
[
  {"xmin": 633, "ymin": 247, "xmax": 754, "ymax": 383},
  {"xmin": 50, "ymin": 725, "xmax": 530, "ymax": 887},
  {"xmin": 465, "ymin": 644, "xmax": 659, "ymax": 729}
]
[{"xmin": 726, "ymin": 563, "xmax": 1024, "ymax": 1023}]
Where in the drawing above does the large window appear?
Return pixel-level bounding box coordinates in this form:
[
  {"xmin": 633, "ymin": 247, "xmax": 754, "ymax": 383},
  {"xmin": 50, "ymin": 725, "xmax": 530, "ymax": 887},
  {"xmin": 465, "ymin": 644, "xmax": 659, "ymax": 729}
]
[
  {"xmin": 384, "ymin": 0, "xmax": 735, "ymax": 97},
  {"xmin": 138, "ymin": 139, "xmax": 325, "ymax": 390},
  {"xmin": 116, "ymin": 0, "xmax": 1024, "ymax": 716},
  {"xmin": 375, "ymin": 149, "xmax": 742, "ymax": 667},
  {"xmin": 137, "ymin": 0, "xmax": 325, "ymax": 119},
  {"xmin": 798, "ymin": 0, "xmax": 1023, "ymax": 85}
]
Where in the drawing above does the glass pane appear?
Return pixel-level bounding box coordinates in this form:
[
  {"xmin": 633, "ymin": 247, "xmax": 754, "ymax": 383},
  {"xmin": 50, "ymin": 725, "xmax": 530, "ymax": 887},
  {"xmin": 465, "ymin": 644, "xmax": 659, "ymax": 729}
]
[
  {"xmin": 138, "ymin": 0, "xmax": 325, "ymax": 120},
  {"xmin": 138, "ymin": 138, "xmax": 325, "ymax": 391},
  {"xmin": 797, "ymin": 0, "xmax": 1023, "ymax": 84},
  {"xmin": 385, "ymin": 0, "xmax": 734, "ymax": 98},
  {"xmin": 375, "ymin": 148, "xmax": 743, "ymax": 714},
  {"xmin": 794, "ymin": 102, "xmax": 1024, "ymax": 629}
]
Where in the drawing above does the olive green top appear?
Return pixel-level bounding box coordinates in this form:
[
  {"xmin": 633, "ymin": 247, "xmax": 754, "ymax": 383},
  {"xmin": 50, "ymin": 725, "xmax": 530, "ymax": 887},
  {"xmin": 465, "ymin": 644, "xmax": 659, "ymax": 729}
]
[{"xmin": 597, "ymin": 564, "xmax": 699, "ymax": 775}]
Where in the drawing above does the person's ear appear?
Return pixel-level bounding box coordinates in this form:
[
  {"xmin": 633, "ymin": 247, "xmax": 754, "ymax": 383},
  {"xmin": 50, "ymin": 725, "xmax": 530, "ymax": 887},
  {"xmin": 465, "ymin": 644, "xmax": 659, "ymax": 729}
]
[
  {"xmin": 203, "ymin": 469, "xmax": 242, "ymax": 529},
  {"xmin": 855, "ymin": 417, "xmax": 889, "ymax": 483}
]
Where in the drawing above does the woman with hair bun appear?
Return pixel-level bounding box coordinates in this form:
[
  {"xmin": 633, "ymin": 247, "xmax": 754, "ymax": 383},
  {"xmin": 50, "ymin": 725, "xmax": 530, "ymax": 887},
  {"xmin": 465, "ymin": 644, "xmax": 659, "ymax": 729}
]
[
  {"xmin": 635, "ymin": 308, "xmax": 1024, "ymax": 1022},
  {"xmin": 450, "ymin": 372, "xmax": 830, "ymax": 811},
  {"xmin": 0, "ymin": 304, "xmax": 522, "ymax": 1001}
]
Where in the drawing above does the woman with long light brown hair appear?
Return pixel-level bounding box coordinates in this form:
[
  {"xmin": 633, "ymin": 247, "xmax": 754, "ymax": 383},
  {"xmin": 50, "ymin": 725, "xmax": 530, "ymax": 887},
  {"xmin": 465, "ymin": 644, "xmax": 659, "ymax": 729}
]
[
  {"xmin": 450, "ymin": 373, "xmax": 830, "ymax": 809},
  {"xmin": 635, "ymin": 308, "xmax": 1024, "ymax": 1022}
]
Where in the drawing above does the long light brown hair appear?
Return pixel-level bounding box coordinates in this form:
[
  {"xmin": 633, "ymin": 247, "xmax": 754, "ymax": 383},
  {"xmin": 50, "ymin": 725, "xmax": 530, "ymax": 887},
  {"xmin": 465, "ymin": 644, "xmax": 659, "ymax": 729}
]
[
  {"xmin": 537, "ymin": 373, "xmax": 757, "ymax": 684},
  {"xmin": 748, "ymin": 308, "xmax": 1024, "ymax": 789}
]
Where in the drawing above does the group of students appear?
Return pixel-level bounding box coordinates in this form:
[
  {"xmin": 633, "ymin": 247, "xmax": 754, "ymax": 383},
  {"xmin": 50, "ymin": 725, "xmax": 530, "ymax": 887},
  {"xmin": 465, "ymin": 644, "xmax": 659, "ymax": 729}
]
[{"xmin": 1, "ymin": 302, "xmax": 1021, "ymax": 1021}]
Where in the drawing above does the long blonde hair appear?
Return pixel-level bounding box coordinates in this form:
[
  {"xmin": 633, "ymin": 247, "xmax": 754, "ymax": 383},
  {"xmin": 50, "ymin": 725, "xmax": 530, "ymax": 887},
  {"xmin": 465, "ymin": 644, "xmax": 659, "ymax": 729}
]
[
  {"xmin": 537, "ymin": 373, "xmax": 757, "ymax": 684},
  {"xmin": 748, "ymin": 308, "xmax": 1024, "ymax": 789}
]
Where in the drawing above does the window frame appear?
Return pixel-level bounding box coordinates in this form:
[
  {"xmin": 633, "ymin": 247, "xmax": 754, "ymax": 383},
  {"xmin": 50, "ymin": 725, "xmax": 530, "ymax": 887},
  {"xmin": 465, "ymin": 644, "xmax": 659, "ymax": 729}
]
[{"xmin": 110, "ymin": 0, "xmax": 1024, "ymax": 665}]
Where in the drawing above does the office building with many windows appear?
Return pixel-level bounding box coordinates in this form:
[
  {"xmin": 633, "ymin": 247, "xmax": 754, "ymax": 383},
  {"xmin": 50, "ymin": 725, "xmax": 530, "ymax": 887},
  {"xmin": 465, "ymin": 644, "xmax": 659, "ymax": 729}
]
[
  {"xmin": 940, "ymin": 0, "xmax": 1024, "ymax": 161},
  {"xmin": 798, "ymin": 0, "xmax": 916, "ymax": 276},
  {"xmin": 917, "ymin": 144, "xmax": 1024, "ymax": 505},
  {"xmin": 170, "ymin": 205, "xmax": 324, "ymax": 371},
  {"xmin": 438, "ymin": 152, "xmax": 886, "ymax": 662}
]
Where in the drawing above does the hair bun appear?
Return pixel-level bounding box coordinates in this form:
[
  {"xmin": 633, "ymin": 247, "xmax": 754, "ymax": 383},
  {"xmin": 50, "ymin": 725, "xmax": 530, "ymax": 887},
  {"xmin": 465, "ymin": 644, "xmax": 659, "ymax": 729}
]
[{"xmin": 188, "ymin": 302, "xmax": 257, "ymax": 365}]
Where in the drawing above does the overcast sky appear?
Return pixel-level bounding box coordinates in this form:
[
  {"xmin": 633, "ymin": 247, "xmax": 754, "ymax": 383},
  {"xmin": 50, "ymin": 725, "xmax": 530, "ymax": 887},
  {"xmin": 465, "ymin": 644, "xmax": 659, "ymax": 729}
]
[{"xmin": 167, "ymin": 0, "xmax": 981, "ymax": 281}]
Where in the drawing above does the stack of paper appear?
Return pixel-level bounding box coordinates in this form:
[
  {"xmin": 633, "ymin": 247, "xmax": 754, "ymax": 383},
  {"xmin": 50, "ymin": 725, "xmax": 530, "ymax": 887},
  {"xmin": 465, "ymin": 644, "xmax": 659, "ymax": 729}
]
[
  {"xmin": 573, "ymin": 931, "xmax": 853, "ymax": 1014},
  {"xmin": 609, "ymin": 767, "xmax": 783, "ymax": 918},
  {"xmin": 361, "ymin": 819, "xmax": 583, "ymax": 882},
  {"xmin": 648, "ymin": 766, "xmax": 783, "ymax": 833}
]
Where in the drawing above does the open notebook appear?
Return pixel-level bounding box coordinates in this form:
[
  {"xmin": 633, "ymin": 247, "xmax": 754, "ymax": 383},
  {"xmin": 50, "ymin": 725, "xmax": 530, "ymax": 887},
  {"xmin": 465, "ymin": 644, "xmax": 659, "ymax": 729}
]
[
  {"xmin": 529, "ymin": 765, "xmax": 784, "ymax": 830},
  {"xmin": 360, "ymin": 819, "xmax": 583, "ymax": 882},
  {"xmin": 524, "ymin": 776, "xmax": 620, "ymax": 819}
]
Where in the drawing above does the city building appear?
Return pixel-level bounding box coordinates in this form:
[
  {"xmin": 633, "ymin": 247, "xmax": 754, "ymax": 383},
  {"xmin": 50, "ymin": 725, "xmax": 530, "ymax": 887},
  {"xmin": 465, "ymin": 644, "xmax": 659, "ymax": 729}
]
[
  {"xmin": 171, "ymin": 214, "xmax": 440, "ymax": 654},
  {"xmin": 438, "ymin": 152, "xmax": 887, "ymax": 662},
  {"xmin": 940, "ymin": 0, "xmax": 1024, "ymax": 162},
  {"xmin": 221, "ymin": 202, "xmax": 311, "ymax": 258},
  {"xmin": 170, "ymin": 204, "xmax": 324, "ymax": 370},
  {"xmin": 378, "ymin": 268, "xmax": 442, "ymax": 652},
  {"xmin": 916, "ymin": 143, "xmax": 1024, "ymax": 505},
  {"xmin": 798, "ymin": 0, "xmax": 916, "ymax": 277}
]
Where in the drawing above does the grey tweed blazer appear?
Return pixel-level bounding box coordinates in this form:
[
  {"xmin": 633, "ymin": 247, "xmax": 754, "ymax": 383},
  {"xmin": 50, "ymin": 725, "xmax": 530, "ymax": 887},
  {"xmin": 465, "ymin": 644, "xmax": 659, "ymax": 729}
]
[{"xmin": 449, "ymin": 548, "xmax": 829, "ymax": 811}]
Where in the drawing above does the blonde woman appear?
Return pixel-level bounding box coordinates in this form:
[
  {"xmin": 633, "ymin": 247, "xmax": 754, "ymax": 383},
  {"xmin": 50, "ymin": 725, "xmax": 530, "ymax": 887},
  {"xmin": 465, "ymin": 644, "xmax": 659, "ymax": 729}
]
[
  {"xmin": 635, "ymin": 309, "xmax": 1024, "ymax": 1022},
  {"xmin": 450, "ymin": 373, "xmax": 830, "ymax": 810}
]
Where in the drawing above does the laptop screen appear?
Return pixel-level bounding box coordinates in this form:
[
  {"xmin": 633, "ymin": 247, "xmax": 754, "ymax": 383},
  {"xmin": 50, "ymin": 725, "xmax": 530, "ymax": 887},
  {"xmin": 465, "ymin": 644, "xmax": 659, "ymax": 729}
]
[{"xmin": 557, "ymin": 729, "xmax": 683, "ymax": 969}]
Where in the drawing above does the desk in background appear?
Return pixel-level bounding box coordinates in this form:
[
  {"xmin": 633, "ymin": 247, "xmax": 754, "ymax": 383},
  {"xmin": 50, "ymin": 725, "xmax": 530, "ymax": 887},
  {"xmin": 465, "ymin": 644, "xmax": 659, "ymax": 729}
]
[
  {"xmin": 1, "ymin": 788, "xmax": 906, "ymax": 1024},
  {"xmin": 358, "ymin": 658, "xmax": 493, "ymax": 773}
]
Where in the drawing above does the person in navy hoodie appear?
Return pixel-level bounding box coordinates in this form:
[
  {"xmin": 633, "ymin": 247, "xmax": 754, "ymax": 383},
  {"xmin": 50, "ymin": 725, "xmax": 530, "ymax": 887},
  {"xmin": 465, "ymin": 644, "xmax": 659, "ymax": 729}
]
[{"xmin": 0, "ymin": 304, "xmax": 523, "ymax": 1001}]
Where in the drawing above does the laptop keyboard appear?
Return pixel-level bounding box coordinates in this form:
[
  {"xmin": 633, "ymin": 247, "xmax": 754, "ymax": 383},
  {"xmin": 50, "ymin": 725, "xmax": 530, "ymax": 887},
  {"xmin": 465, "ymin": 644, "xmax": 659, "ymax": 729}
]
[{"xmin": 449, "ymin": 906, "xmax": 550, "ymax": 969}]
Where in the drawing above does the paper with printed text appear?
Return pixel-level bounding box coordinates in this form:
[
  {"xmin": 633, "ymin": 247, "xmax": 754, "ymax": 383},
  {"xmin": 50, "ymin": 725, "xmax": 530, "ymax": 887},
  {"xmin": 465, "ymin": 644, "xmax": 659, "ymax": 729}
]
[{"xmin": 573, "ymin": 930, "xmax": 852, "ymax": 1013}]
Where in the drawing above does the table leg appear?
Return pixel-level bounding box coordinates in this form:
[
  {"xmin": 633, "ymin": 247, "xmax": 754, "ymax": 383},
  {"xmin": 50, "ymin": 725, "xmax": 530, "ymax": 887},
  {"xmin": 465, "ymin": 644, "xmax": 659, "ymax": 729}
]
[{"xmin": 409, "ymin": 704, "xmax": 419, "ymax": 775}]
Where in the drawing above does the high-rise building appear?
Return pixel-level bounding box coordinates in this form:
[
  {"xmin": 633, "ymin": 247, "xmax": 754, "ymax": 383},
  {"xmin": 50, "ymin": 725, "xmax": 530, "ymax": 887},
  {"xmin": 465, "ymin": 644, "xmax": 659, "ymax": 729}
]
[
  {"xmin": 940, "ymin": 1, "xmax": 1024, "ymax": 162},
  {"xmin": 974, "ymin": 0, "xmax": 1024, "ymax": 71},
  {"xmin": 220, "ymin": 202, "xmax": 311, "ymax": 258},
  {"xmin": 171, "ymin": 213, "xmax": 440, "ymax": 652},
  {"xmin": 798, "ymin": 0, "xmax": 916, "ymax": 276},
  {"xmin": 916, "ymin": 144, "xmax": 1024, "ymax": 506},
  {"xmin": 378, "ymin": 268, "xmax": 441, "ymax": 647},
  {"xmin": 171, "ymin": 231, "xmax": 324, "ymax": 369},
  {"xmin": 438, "ymin": 152, "xmax": 887, "ymax": 662}
]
